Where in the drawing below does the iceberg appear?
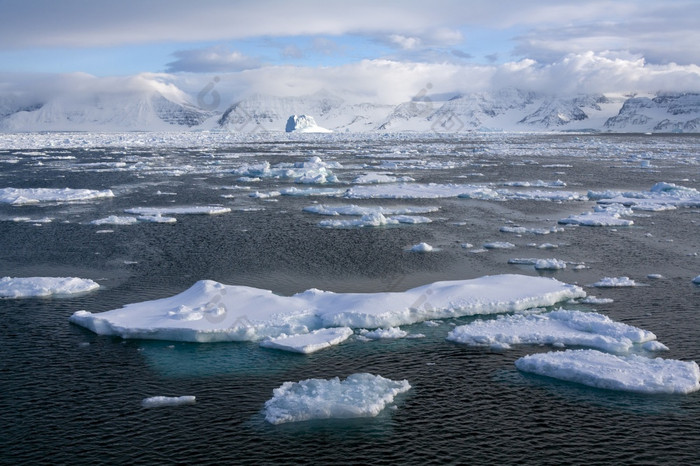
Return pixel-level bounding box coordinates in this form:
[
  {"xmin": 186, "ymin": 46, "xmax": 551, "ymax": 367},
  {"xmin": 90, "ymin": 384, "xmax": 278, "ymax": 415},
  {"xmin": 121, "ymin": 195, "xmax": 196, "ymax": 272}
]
[
  {"xmin": 69, "ymin": 274, "xmax": 585, "ymax": 342},
  {"xmin": 515, "ymin": 349, "xmax": 700, "ymax": 394},
  {"xmin": 0, "ymin": 276, "xmax": 100, "ymax": 298},
  {"xmin": 263, "ymin": 373, "xmax": 410, "ymax": 424},
  {"xmin": 0, "ymin": 187, "xmax": 114, "ymax": 205},
  {"xmin": 260, "ymin": 327, "xmax": 353, "ymax": 354},
  {"xmin": 446, "ymin": 309, "xmax": 658, "ymax": 353},
  {"xmin": 141, "ymin": 396, "xmax": 196, "ymax": 408},
  {"xmin": 285, "ymin": 114, "xmax": 332, "ymax": 133}
]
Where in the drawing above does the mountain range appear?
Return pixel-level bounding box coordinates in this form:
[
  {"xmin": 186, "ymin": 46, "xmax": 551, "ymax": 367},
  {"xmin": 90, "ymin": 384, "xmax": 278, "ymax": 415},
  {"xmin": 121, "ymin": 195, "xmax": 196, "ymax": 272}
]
[{"xmin": 1, "ymin": 83, "xmax": 698, "ymax": 133}]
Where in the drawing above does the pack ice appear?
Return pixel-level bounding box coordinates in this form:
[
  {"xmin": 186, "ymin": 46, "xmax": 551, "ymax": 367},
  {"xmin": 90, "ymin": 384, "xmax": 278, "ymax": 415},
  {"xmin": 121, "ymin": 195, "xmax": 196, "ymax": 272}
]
[
  {"xmin": 1, "ymin": 276, "xmax": 100, "ymax": 298},
  {"xmin": 515, "ymin": 349, "xmax": 700, "ymax": 394},
  {"xmin": 69, "ymin": 274, "xmax": 585, "ymax": 343},
  {"xmin": 263, "ymin": 373, "xmax": 410, "ymax": 424}
]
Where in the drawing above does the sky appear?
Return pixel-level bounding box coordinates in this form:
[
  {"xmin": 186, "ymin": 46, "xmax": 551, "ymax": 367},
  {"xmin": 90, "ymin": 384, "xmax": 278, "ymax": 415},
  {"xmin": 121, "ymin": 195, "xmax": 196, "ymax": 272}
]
[{"xmin": 1, "ymin": 0, "xmax": 699, "ymax": 105}]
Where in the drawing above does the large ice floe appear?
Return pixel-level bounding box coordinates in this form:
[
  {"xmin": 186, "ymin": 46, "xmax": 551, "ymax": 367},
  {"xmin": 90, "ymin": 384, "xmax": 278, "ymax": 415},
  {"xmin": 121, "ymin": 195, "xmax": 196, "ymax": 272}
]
[
  {"xmin": 69, "ymin": 274, "xmax": 584, "ymax": 342},
  {"xmin": 0, "ymin": 187, "xmax": 114, "ymax": 205},
  {"xmin": 446, "ymin": 310, "xmax": 659, "ymax": 353},
  {"xmin": 592, "ymin": 182, "xmax": 700, "ymax": 210},
  {"xmin": 0, "ymin": 276, "xmax": 100, "ymax": 298},
  {"xmin": 263, "ymin": 373, "xmax": 411, "ymax": 424},
  {"xmin": 515, "ymin": 349, "xmax": 700, "ymax": 394}
]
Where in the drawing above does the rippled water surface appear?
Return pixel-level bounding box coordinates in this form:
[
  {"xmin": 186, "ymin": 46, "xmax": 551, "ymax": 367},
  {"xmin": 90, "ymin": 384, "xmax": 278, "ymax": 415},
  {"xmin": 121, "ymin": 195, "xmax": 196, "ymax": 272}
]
[{"xmin": 1, "ymin": 133, "xmax": 699, "ymax": 464}]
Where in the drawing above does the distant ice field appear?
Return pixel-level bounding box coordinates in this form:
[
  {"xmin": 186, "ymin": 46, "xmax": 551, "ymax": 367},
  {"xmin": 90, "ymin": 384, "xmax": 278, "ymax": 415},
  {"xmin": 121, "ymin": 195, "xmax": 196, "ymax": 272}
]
[{"xmin": 0, "ymin": 133, "xmax": 698, "ymax": 465}]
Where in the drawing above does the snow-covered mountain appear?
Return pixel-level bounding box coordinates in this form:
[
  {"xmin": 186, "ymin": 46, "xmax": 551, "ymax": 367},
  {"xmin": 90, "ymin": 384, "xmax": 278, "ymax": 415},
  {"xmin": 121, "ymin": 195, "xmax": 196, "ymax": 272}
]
[
  {"xmin": 1, "ymin": 81, "xmax": 699, "ymax": 133},
  {"xmin": 604, "ymin": 93, "xmax": 700, "ymax": 132}
]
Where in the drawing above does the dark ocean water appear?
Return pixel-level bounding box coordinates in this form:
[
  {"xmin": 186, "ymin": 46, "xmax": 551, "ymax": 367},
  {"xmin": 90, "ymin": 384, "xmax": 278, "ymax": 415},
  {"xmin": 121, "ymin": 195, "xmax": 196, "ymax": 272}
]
[{"xmin": 0, "ymin": 133, "xmax": 698, "ymax": 465}]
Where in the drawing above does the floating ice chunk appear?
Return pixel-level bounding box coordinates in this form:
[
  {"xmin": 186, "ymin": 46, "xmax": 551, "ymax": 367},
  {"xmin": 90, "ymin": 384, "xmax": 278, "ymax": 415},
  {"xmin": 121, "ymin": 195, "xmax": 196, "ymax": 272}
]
[
  {"xmin": 90, "ymin": 216, "xmax": 139, "ymax": 225},
  {"xmin": 69, "ymin": 275, "xmax": 585, "ymax": 342},
  {"xmin": 125, "ymin": 206, "xmax": 231, "ymax": 216},
  {"xmin": 595, "ymin": 182, "xmax": 700, "ymax": 209},
  {"xmin": 280, "ymin": 187, "xmax": 346, "ymax": 197},
  {"xmin": 137, "ymin": 214, "xmax": 177, "ymax": 224},
  {"xmin": 0, "ymin": 187, "xmax": 114, "ymax": 205},
  {"xmin": 263, "ymin": 373, "xmax": 411, "ymax": 424},
  {"xmin": 693, "ymin": 275, "xmax": 700, "ymax": 284},
  {"xmin": 353, "ymin": 173, "xmax": 415, "ymax": 184},
  {"xmin": 141, "ymin": 396, "xmax": 196, "ymax": 408},
  {"xmin": 303, "ymin": 204, "xmax": 439, "ymax": 216},
  {"xmin": 483, "ymin": 242, "xmax": 515, "ymax": 249},
  {"xmin": 559, "ymin": 211, "xmax": 633, "ymax": 227},
  {"xmin": 499, "ymin": 226, "xmax": 562, "ymax": 235},
  {"xmin": 447, "ymin": 309, "xmax": 658, "ymax": 353},
  {"xmin": 0, "ymin": 276, "xmax": 99, "ymax": 298},
  {"xmin": 260, "ymin": 327, "xmax": 353, "ymax": 354},
  {"xmin": 580, "ymin": 296, "xmax": 614, "ymax": 304},
  {"xmin": 502, "ymin": 180, "xmax": 566, "ymax": 188},
  {"xmin": 535, "ymin": 259, "xmax": 567, "ymax": 270},
  {"xmin": 410, "ymin": 242, "xmax": 434, "ymax": 252},
  {"xmin": 361, "ymin": 327, "xmax": 408, "ymax": 339},
  {"xmin": 345, "ymin": 183, "xmax": 499, "ymax": 200},
  {"xmin": 647, "ymin": 274, "xmax": 664, "ymax": 280},
  {"xmin": 515, "ymin": 349, "xmax": 700, "ymax": 394},
  {"xmin": 235, "ymin": 156, "xmax": 339, "ymax": 184},
  {"xmin": 592, "ymin": 277, "xmax": 638, "ymax": 288},
  {"xmin": 318, "ymin": 213, "xmax": 431, "ymax": 228}
]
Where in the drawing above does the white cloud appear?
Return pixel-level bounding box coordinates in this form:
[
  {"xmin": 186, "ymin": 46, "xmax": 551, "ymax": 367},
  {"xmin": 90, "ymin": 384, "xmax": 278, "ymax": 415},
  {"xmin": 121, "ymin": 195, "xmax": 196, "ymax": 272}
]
[{"xmin": 165, "ymin": 46, "xmax": 260, "ymax": 73}]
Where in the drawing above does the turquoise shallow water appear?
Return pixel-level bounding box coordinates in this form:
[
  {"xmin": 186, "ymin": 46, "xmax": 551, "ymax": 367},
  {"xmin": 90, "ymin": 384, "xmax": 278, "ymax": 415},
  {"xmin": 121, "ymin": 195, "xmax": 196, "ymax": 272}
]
[{"xmin": 1, "ymin": 134, "xmax": 699, "ymax": 464}]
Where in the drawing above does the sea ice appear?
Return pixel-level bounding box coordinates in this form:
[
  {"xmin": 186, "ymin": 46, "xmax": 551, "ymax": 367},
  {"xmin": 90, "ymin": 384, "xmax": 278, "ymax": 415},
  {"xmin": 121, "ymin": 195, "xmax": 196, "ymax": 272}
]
[
  {"xmin": 69, "ymin": 274, "xmax": 585, "ymax": 342},
  {"xmin": 90, "ymin": 216, "xmax": 139, "ymax": 226},
  {"xmin": 235, "ymin": 156, "xmax": 339, "ymax": 184},
  {"xmin": 558, "ymin": 211, "xmax": 633, "ymax": 227},
  {"xmin": 515, "ymin": 349, "xmax": 700, "ymax": 394},
  {"xmin": 260, "ymin": 327, "xmax": 354, "ymax": 354},
  {"xmin": 141, "ymin": 396, "xmax": 196, "ymax": 408},
  {"xmin": 693, "ymin": 275, "xmax": 700, "ymax": 284},
  {"xmin": 0, "ymin": 276, "xmax": 100, "ymax": 298},
  {"xmin": 592, "ymin": 277, "xmax": 638, "ymax": 287},
  {"xmin": 483, "ymin": 242, "xmax": 515, "ymax": 249},
  {"xmin": 353, "ymin": 173, "xmax": 415, "ymax": 184},
  {"xmin": 594, "ymin": 182, "xmax": 700, "ymax": 209},
  {"xmin": 508, "ymin": 258, "xmax": 566, "ymax": 270},
  {"xmin": 499, "ymin": 226, "xmax": 562, "ymax": 235},
  {"xmin": 124, "ymin": 206, "xmax": 231, "ymax": 216},
  {"xmin": 0, "ymin": 187, "xmax": 114, "ymax": 205},
  {"xmin": 446, "ymin": 309, "xmax": 658, "ymax": 353},
  {"xmin": 410, "ymin": 242, "xmax": 434, "ymax": 252},
  {"xmin": 263, "ymin": 373, "xmax": 411, "ymax": 424},
  {"xmin": 360, "ymin": 327, "xmax": 408, "ymax": 339},
  {"xmin": 303, "ymin": 204, "xmax": 439, "ymax": 216},
  {"xmin": 318, "ymin": 213, "xmax": 431, "ymax": 228}
]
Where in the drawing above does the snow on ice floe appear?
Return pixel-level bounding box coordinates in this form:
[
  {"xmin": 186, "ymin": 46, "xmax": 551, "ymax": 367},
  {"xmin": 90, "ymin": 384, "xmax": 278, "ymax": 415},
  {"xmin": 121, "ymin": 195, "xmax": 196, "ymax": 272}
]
[
  {"xmin": 515, "ymin": 349, "xmax": 700, "ymax": 394},
  {"xmin": 446, "ymin": 309, "xmax": 658, "ymax": 353},
  {"xmin": 260, "ymin": 327, "xmax": 354, "ymax": 354},
  {"xmin": 90, "ymin": 216, "xmax": 139, "ymax": 226},
  {"xmin": 319, "ymin": 213, "xmax": 431, "ymax": 228},
  {"xmin": 592, "ymin": 277, "xmax": 638, "ymax": 288},
  {"xmin": 141, "ymin": 395, "xmax": 196, "ymax": 408},
  {"xmin": 69, "ymin": 274, "xmax": 585, "ymax": 342},
  {"xmin": 0, "ymin": 276, "xmax": 99, "ymax": 298},
  {"xmin": 0, "ymin": 187, "xmax": 114, "ymax": 205},
  {"xmin": 263, "ymin": 373, "xmax": 411, "ymax": 424},
  {"xmin": 124, "ymin": 206, "xmax": 231, "ymax": 216}
]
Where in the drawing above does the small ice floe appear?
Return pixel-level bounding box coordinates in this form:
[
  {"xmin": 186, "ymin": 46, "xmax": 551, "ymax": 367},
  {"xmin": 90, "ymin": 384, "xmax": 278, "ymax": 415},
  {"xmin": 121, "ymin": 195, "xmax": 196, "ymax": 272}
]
[
  {"xmin": 0, "ymin": 276, "xmax": 100, "ymax": 298},
  {"xmin": 499, "ymin": 226, "xmax": 562, "ymax": 235},
  {"xmin": 559, "ymin": 211, "xmax": 633, "ymax": 227},
  {"xmin": 693, "ymin": 275, "xmax": 700, "ymax": 284},
  {"xmin": 263, "ymin": 373, "xmax": 411, "ymax": 424},
  {"xmin": 410, "ymin": 242, "xmax": 434, "ymax": 253},
  {"xmin": 502, "ymin": 180, "xmax": 566, "ymax": 188},
  {"xmin": 125, "ymin": 206, "xmax": 231, "ymax": 216},
  {"xmin": 141, "ymin": 396, "xmax": 196, "ymax": 408},
  {"xmin": 319, "ymin": 213, "xmax": 431, "ymax": 229},
  {"xmin": 580, "ymin": 296, "xmax": 614, "ymax": 304},
  {"xmin": 508, "ymin": 258, "xmax": 566, "ymax": 270},
  {"xmin": 137, "ymin": 214, "xmax": 177, "ymax": 224},
  {"xmin": 594, "ymin": 182, "xmax": 700, "ymax": 210},
  {"xmin": 647, "ymin": 274, "xmax": 664, "ymax": 280},
  {"xmin": 352, "ymin": 173, "xmax": 415, "ymax": 184},
  {"xmin": 90, "ymin": 216, "xmax": 139, "ymax": 226},
  {"xmin": 360, "ymin": 327, "xmax": 408, "ymax": 340},
  {"xmin": 235, "ymin": 156, "xmax": 340, "ymax": 185},
  {"xmin": 0, "ymin": 187, "xmax": 114, "ymax": 205},
  {"xmin": 345, "ymin": 183, "xmax": 499, "ymax": 200},
  {"xmin": 537, "ymin": 243, "xmax": 559, "ymax": 249},
  {"xmin": 446, "ymin": 309, "xmax": 658, "ymax": 353},
  {"xmin": 303, "ymin": 204, "xmax": 439, "ymax": 217},
  {"xmin": 260, "ymin": 327, "xmax": 353, "ymax": 354},
  {"xmin": 483, "ymin": 242, "xmax": 515, "ymax": 250},
  {"xmin": 592, "ymin": 277, "xmax": 638, "ymax": 288},
  {"xmin": 514, "ymin": 349, "xmax": 700, "ymax": 394}
]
